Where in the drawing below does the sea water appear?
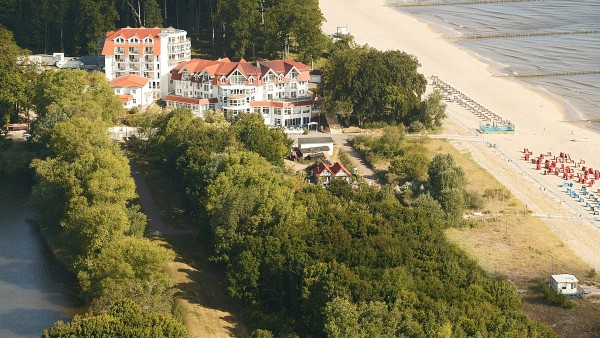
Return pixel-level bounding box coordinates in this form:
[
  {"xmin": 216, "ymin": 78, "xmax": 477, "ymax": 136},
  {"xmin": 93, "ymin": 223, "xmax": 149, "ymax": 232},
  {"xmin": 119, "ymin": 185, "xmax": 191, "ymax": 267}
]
[{"xmin": 398, "ymin": 0, "xmax": 600, "ymax": 121}]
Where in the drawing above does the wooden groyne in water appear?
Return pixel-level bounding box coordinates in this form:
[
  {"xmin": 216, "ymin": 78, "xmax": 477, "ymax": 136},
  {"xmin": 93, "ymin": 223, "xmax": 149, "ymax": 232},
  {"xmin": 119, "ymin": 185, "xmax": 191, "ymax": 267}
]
[
  {"xmin": 388, "ymin": 0, "xmax": 544, "ymax": 8},
  {"xmin": 455, "ymin": 29, "xmax": 600, "ymax": 40},
  {"xmin": 503, "ymin": 70, "xmax": 600, "ymax": 78}
]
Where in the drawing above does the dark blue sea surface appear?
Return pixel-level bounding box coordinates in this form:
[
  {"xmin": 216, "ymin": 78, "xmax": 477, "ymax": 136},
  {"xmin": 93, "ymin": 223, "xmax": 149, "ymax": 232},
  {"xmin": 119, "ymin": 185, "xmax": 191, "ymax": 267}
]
[{"xmin": 397, "ymin": 0, "xmax": 600, "ymax": 120}]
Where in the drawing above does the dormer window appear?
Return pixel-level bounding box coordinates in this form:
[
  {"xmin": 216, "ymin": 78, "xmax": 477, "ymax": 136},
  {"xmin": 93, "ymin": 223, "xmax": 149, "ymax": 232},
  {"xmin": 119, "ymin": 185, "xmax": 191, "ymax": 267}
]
[
  {"xmin": 248, "ymin": 76, "xmax": 254, "ymax": 84},
  {"xmin": 129, "ymin": 37, "xmax": 139, "ymax": 43},
  {"xmin": 229, "ymin": 70, "xmax": 246, "ymax": 85},
  {"xmin": 143, "ymin": 37, "xmax": 154, "ymax": 44},
  {"xmin": 220, "ymin": 76, "xmax": 226, "ymax": 84},
  {"xmin": 115, "ymin": 37, "xmax": 125, "ymax": 44},
  {"xmin": 288, "ymin": 70, "xmax": 298, "ymax": 80},
  {"xmin": 181, "ymin": 70, "xmax": 190, "ymax": 81},
  {"xmin": 264, "ymin": 73, "xmax": 275, "ymax": 83},
  {"xmin": 278, "ymin": 74, "xmax": 284, "ymax": 81}
]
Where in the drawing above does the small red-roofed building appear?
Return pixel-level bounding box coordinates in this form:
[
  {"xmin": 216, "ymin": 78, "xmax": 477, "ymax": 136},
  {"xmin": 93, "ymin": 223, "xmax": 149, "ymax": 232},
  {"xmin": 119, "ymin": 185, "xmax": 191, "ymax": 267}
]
[
  {"xmin": 110, "ymin": 74, "xmax": 153, "ymax": 109},
  {"xmin": 102, "ymin": 26, "xmax": 191, "ymax": 100},
  {"xmin": 167, "ymin": 58, "xmax": 313, "ymax": 126},
  {"xmin": 313, "ymin": 162, "xmax": 353, "ymax": 185}
]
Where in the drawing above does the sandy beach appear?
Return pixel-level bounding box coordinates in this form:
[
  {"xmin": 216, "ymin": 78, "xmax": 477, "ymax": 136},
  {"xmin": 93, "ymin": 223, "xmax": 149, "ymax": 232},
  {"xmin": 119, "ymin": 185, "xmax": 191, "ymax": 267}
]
[{"xmin": 320, "ymin": 0, "xmax": 600, "ymax": 269}]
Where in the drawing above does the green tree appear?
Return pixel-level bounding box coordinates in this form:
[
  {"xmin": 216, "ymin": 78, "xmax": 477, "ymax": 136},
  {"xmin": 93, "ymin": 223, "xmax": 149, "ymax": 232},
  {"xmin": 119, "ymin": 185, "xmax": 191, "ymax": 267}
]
[
  {"xmin": 43, "ymin": 300, "xmax": 188, "ymax": 337},
  {"xmin": 416, "ymin": 90, "xmax": 447, "ymax": 129},
  {"xmin": 389, "ymin": 146, "xmax": 430, "ymax": 183},
  {"xmin": 319, "ymin": 47, "xmax": 426, "ymax": 127},
  {"xmin": 32, "ymin": 69, "xmax": 122, "ymax": 123},
  {"xmin": 217, "ymin": 0, "xmax": 260, "ymax": 58},
  {"xmin": 68, "ymin": 0, "xmax": 119, "ymax": 54},
  {"xmin": 78, "ymin": 237, "xmax": 175, "ymax": 312},
  {"xmin": 324, "ymin": 297, "xmax": 362, "ymax": 338},
  {"xmin": 263, "ymin": 0, "xmax": 326, "ymax": 61},
  {"xmin": 143, "ymin": 0, "xmax": 164, "ymax": 27},
  {"xmin": 233, "ymin": 113, "xmax": 292, "ymax": 166},
  {"xmin": 0, "ymin": 25, "xmax": 32, "ymax": 129},
  {"xmin": 427, "ymin": 154, "xmax": 466, "ymax": 199}
]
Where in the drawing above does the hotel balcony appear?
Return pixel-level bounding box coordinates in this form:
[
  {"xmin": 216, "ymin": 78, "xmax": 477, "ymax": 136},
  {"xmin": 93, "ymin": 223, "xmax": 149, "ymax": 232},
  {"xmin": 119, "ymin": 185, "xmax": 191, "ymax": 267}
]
[
  {"xmin": 114, "ymin": 47, "xmax": 125, "ymax": 54},
  {"xmin": 143, "ymin": 63, "xmax": 155, "ymax": 70},
  {"xmin": 128, "ymin": 47, "xmax": 139, "ymax": 55},
  {"xmin": 128, "ymin": 56, "xmax": 140, "ymax": 63},
  {"xmin": 167, "ymin": 40, "xmax": 191, "ymax": 53},
  {"xmin": 144, "ymin": 55, "xmax": 156, "ymax": 62}
]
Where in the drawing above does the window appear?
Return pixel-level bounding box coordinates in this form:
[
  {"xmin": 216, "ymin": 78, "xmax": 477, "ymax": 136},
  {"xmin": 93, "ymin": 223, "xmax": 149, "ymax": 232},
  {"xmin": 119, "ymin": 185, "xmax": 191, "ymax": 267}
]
[
  {"xmin": 229, "ymin": 70, "xmax": 246, "ymax": 85},
  {"xmin": 181, "ymin": 71, "xmax": 190, "ymax": 81},
  {"xmin": 220, "ymin": 76, "xmax": 226, "ymax": 84},
  {"xmin": 129, "ymin": 37, "xmax": 139, "ymax": 43},
  {"xmin": 115, "ymin": 37, "xmax": 125, "ymax": 44},
  {"xmin": 264, "ymin": 73, "xmax": 275, "ymax": 83},
  {"xmin": 143, "ymin": 37, "xmax": 154, "ymax": 44}
]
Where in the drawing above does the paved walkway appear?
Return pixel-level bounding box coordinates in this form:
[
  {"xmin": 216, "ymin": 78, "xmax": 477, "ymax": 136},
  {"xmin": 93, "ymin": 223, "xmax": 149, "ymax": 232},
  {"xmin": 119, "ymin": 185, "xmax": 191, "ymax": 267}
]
[
  {"xmin": 129, "ymin": 159, "xmax": 197, "ymax": 236},
  {"xmin": 337, "ymin": 139, "xmax": 381, "ymax": 186}
]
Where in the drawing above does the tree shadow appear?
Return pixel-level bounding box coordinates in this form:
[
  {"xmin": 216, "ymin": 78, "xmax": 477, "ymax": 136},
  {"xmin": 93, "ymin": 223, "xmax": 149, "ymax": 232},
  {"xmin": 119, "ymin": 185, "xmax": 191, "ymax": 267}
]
[{"xmin": 163, "ymin": 234, "xmax": 250, "ymax": 338}]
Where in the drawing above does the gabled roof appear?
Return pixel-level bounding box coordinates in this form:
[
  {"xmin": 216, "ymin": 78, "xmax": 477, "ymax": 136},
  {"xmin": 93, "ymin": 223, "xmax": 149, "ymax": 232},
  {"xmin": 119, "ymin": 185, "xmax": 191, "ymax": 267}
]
[
  {"xmin": 313, "ymin": 162, "xmax": 351, "ymax": 178},
  {"xmin": 105, "ymin": 26, "xmax": 162, "ymax": 40},
  {"xmin": 313, "ymin": 162, "xmax": 332, "ymax": 177},
  {"xmin": 110, "ymin": 74, "xmax": 150, "ymax": 88},
  {"xmin": 102, "ymin": 26, "xmax": 163, "ymax": 55},
  {"xmin": 330, "ymin": 162, "xmax": 352, "ymax": 177},
  {"xmin": 170, "ymin": 58, "xmax": 311, "ymax": 83}
]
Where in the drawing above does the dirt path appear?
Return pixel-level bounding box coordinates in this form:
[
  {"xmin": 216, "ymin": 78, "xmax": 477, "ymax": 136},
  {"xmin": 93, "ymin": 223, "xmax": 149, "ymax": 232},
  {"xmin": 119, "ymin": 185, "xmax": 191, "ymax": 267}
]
[
  {"xmin": 129, "ymin": 160, "xmax": 197, "ymax": 236},
  {"xmin": 337, "ymin": 139, "xmax": 381, "ymax": 186},
  {"xmin": 128, "ymin": 155, "xmax": 248, "ymax": 337}
]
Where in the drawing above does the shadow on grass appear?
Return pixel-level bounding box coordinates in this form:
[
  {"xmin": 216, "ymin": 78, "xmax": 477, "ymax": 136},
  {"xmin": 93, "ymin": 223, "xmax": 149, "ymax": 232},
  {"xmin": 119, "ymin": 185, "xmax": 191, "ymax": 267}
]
[
  {"xmin": 163, "ymin": 235, "xmax": 249, "ymax": 338},
  {"xmin": 127, "ymin": 150, "xmax": 248, "ymax": 336}
]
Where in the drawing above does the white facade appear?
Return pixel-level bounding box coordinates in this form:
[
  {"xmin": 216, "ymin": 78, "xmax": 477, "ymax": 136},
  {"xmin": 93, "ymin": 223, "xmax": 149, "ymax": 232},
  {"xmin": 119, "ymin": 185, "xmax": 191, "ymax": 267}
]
[
  {"xmin": 166, "ymin": 58, "xmax": 313, "ymax": 127},
  {"xmin": 102, "ymin": 26, "xmax": 191, "ymax": 101},
  {"xmin": 550, "ymin": 274, "xmax": 579, "ymax": 295},
  {"xmin": 298, "ymin": 137, "xmax": 334, "ymax": 156},
  {"xmin": 110, "ymin": 74, "xmax": 153, "ymax": 109}
]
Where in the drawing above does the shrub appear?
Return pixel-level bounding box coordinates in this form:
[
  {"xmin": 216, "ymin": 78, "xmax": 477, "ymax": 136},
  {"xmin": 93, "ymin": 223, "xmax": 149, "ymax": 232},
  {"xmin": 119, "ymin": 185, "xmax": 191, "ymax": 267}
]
[
  {"xmin": 540, "ymin": 284, "xmax": 574, "ymax": 309},
  {"xmin": 483, "ymin": 188, "xmax": 511, "ymax": 200},
  {"xmin": 408, "ymin": 121, "xmax": 425, "ymax": 133},
  {"xmin": 464, "ymin": 190, "xmax": 485, "ymax": 210}
]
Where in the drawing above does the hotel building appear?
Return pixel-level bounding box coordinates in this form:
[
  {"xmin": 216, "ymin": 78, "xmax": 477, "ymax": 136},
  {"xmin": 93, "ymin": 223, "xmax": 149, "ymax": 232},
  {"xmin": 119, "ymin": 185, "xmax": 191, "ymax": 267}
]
[{"xmin": 166, "ymin": 58, "xmax": 313, "ymax": 127}]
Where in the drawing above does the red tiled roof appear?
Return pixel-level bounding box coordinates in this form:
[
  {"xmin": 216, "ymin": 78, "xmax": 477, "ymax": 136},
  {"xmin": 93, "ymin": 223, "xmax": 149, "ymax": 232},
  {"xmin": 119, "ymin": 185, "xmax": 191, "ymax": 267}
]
[
  {"xmin": 313, "ymin": 162, "xmax": 332, "ymax": 177},
  {"xmin": 118, "ymin": 94, "xmax": 134, "ymax": 102},
  {"xmin": 170, "ymin": 58, "xmax": 311, "ymax": 84},
  {"xmin": 249, "ymin": 99, "xmax": 313, "ymax": 108},
  {"xmin": 110, "ymin": 74, "xmax": 150, "ymax": 87},
  {"xmin": 102, "ymin": 26, "xmax": 162, "ymax": 56},
  {"xmin": 165, "ymin": 95, "xmax": 218, "ymax": 105},
  {"xmin": 330, "ymin": 162, "xmax": 352, "ymax": 177}
]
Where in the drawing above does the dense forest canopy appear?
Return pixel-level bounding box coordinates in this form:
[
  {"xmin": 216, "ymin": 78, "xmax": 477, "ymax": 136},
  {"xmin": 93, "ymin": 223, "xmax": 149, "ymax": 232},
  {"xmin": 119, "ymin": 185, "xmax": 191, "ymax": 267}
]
[
  {"xmin": 0, "ymin": 0, "xmax": 327, "ymax": 61},
  {"xmin": 137, "ymin": 109, "xmax": 557, "ymax": 337}
]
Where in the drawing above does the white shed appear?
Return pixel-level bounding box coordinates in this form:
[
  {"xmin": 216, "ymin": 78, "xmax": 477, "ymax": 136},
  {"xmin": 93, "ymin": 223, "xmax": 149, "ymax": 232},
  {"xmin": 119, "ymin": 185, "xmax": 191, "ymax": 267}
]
[
  {"xmin": 550, "ymin": 274, "xmax": 579, "ymax": 295},
  {"xmin": 298, "ymin": 137, "xmax": 334, "ymax": 156}
]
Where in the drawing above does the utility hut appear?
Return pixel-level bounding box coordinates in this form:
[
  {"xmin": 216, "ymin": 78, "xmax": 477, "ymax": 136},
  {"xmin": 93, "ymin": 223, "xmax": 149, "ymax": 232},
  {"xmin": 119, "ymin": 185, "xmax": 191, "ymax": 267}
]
[
  {"xmin": 298, "ymin": 137, "xmax": 334, "ymax": 157},
  {"xmin": 550, "ymin": 274, "xmax": 583, "ymax": 297}
]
